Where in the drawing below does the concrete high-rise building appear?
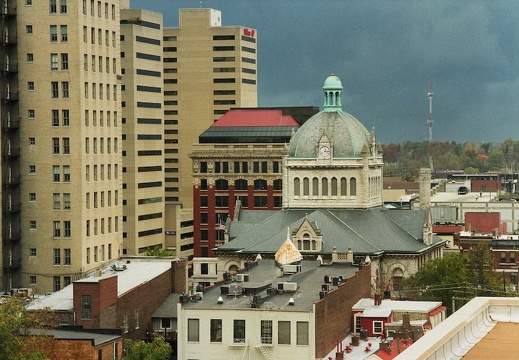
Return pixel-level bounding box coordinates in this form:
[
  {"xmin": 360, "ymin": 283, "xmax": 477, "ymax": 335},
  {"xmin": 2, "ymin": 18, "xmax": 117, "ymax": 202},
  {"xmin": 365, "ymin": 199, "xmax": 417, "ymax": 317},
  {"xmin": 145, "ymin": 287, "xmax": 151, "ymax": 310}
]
[
  {"xmin": 162, "ymin": 8, "xmax": 258, "ymax": 208},
  {"xmin": 3, "ymin": 0, "xmax": 123, "ymax": 293},
  {"xmin": 120, "ymin": 5, "xmax": 165, "ymax": 255}
]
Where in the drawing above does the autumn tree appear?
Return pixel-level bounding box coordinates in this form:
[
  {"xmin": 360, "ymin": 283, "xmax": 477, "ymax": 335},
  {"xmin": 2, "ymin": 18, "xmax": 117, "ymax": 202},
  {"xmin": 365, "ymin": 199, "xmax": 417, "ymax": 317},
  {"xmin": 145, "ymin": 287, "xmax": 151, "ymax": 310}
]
[
  {"xmin": 0, "ymin": 297, "xmax": 52, "ymax": 360},
  {"xmin": 123, "ymin": 337, "xmax": 173, "ymax": 360}
]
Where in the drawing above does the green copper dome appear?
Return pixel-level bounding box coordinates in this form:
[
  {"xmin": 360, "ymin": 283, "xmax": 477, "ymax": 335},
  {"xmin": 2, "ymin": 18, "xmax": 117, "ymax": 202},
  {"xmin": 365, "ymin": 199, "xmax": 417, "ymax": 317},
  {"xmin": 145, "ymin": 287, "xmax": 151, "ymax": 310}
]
[{"xmin": 288, "ymin": 75, "xmax": 370, "ymax": 158}]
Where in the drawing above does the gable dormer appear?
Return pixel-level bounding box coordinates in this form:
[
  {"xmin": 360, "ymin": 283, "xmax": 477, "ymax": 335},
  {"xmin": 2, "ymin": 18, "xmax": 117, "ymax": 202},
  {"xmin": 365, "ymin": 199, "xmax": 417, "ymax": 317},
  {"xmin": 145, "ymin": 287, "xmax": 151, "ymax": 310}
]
[{"xmin": 292, "ymin": 214, "xmax": 323, "ymax": 252}]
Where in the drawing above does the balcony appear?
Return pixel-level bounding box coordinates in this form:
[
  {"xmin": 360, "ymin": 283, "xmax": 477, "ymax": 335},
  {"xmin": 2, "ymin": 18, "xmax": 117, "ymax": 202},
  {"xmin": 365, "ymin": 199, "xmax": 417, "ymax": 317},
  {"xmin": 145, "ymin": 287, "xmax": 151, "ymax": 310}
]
[
  {"xmin": 1, "ymin": 91, "xmax": 18, "ymax": 102},
  {"xmin": 0, "ymin": 5, "xmax": 17, "ymax": 17}
]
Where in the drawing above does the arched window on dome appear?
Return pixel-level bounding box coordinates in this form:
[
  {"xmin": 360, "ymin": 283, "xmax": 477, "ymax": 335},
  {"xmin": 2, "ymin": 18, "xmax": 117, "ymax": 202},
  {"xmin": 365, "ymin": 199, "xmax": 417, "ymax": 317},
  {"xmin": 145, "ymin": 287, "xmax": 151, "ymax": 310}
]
[
  {"xmin": 303, "ymin": 178, "xmax": 310, "ymax": 196},
  {"xmin": 350, "ymin": 177, "xmax": 357, "ymax": 196},
  {"xmin": 312, "ymin": 177, "xmax": 319, "ymax": 196},
  {"xmin": 322, "ymin": 178, "xmax": 328, "ymax": 196},
  {"xmin": 294, "ymin": 178, "xmax": 300, "ymax": 196},
  {"xmin": 341, "ymin": 178, "xmax": 347, "ymax": 196},
  {"xmin": 331, "ymin": 177, "xmax": 338, "ymax": 196}
]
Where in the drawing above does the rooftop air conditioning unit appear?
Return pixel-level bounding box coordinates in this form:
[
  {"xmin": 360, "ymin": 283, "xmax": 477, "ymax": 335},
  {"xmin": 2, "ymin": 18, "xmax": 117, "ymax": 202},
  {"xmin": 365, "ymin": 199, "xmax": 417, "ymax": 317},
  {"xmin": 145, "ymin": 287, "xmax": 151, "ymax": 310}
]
[
  {"xmin": 283, "ymin": 264, "xmax": 301, "ymax": 274},
  {"xmin": 235, "ymin": 274, "xmax": 249, "ymax": 282},
  {"xmin": 282, "ymin": 282, "xmax": 298, "ymax": 292},
  {"xmin": 322, "ymin": 284, "xmax": 330, "ymax": 292}
]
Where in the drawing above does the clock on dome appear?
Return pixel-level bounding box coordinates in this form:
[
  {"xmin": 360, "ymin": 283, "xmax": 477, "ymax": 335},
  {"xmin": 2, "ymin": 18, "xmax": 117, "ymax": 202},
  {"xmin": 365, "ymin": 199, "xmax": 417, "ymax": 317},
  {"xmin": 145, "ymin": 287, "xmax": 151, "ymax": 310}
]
[{"xmin": 319, "ymin": 146, "xmax": 330, "ymax": 158}]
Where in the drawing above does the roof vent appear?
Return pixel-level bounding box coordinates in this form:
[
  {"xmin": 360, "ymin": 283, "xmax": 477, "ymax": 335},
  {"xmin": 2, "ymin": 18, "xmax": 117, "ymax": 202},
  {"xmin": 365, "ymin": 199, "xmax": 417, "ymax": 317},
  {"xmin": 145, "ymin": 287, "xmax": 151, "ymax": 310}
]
[
  {"xmin": 288, "ymin": 298, "xmax": 295, "ymax": 306},
  {"xmin": 217, "ymin": 296, "xmax": 223, "ymax": 304}
]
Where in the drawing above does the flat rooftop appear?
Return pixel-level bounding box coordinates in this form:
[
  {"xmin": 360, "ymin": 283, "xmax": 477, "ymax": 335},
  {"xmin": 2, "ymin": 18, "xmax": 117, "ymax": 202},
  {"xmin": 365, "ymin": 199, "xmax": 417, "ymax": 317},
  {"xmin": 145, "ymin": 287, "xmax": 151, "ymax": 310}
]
[
  {"xmin": 352, "ymin": 298, "xmax": 443, "ymax": 314},
  {"xmin": 182, "ymin": 259, "xmax": 360, "ymax": 311},
  {"xmin": 27, "ymin": 257, "xmax": 176, "ymax": 311},
  {"xmin": 395, "ymin": 297, "xmax": 519, "ymax": 359}
]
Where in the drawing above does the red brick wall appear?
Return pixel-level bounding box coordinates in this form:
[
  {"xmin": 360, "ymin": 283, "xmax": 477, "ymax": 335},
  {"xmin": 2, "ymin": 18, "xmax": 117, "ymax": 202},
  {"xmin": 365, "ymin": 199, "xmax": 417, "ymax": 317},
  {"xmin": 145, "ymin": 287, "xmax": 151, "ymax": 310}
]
[
  {"xmin": 471, "ymin": 180, "xmax": 501, "ymax": 192},
  {"xmin": 38, "ymin": 337, "xmax": 123, "ymax": 360},
  {"xmin": 116, "ymin": 267, "xmax": 173, "ymax": 340},
  {"xmin": 73, "ymin": 276, "xmax": 117, "ymax": 329},
  {"xmin": 314, "ymin": 265, "xmax": 372, "ymax": 358},
  {"xmin": 171, "ymin": 259, "xmax": 187, "ymax": 294},
  {"xmin": 465, "ymin": 212, "xmax": 501, "ymax": 233}
]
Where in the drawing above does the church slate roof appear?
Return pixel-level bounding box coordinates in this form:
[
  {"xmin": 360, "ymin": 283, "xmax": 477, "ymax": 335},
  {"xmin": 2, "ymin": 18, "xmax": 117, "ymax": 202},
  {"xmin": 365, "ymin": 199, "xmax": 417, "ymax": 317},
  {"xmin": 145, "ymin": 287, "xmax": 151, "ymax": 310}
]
[{"xmin": 217, "ymin": 208, "xmax": 445, "ymax": 256}]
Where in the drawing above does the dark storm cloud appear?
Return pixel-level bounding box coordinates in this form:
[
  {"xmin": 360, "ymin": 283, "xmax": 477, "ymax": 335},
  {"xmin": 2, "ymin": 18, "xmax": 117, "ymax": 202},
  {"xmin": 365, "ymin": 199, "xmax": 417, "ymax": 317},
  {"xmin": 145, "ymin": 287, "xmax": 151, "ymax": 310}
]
[{"xmin": 130, "ymin": 0, "xmax": 519, "ymax": 144}]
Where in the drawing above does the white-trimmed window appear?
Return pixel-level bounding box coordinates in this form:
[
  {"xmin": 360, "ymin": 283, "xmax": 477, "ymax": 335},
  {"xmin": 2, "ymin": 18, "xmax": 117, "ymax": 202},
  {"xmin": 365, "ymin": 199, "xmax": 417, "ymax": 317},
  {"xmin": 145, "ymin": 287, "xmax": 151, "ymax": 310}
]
[{"xmin": 373, "ymin": 321, "xmax": 383, "ymax": 335}]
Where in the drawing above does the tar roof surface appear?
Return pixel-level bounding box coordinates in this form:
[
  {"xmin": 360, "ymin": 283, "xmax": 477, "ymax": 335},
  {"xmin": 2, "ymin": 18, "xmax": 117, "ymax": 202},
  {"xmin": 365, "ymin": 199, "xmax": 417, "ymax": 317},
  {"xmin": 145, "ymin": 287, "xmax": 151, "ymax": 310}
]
[{"xmin": 182, "ymin": 259, "xmax": 359, "ymax": 311}]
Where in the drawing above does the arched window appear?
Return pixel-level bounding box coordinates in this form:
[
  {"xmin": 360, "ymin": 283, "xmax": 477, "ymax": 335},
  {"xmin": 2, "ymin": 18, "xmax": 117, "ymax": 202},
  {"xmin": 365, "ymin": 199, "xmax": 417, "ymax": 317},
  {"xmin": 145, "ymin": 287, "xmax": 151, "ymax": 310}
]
[
  {"xmin": 228, "ymin": 264, "xmax": 239, "ymax": 274},
  {"xmin": 350, "ymin": 177, "xmax": 357, "ymax": 196},
  {"xmin": 253, "ymin": 179, "xmax": 267, "ymax": 190},
  {"xmin": 294, "ymin": 178, "xmax": 300, "ymax": 196},
  {"xmin": 331, "ymin": 177, "xmax": 338, "ymax": 196},
  {"xmin": 215, "ymin": 179, "xmax": 228, "ymax": 190},
  {"xmin": 312, "ymin": 177, "xmax": 319, "ymax": 196},
  {"xmin": 322, "ymin": 178, "xmax": 328, "ymax": 196},
  {"xmin": 273, "ymin": 179, "xmax": 282, "ymax": 190},
  {"xmin": 234, "ymin": 179, "xmax": 248, "ymax": 190},
  {"xmin": 303, "ymin": 178, "xmax": 309, "ymax": 196},
  {"xmin": 392, "ymin": 268, "xmax": 404, "ymax": 289},
  {"xmin": 341, "ymin": 178, "xmax": 347, "ymax": 196}
]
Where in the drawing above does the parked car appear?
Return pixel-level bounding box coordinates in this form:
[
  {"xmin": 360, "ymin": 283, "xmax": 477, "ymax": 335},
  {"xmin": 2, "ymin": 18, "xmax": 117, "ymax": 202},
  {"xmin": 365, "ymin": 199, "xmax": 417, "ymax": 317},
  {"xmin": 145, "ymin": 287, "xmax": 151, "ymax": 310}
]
[{"xmin": 458, "ymin": 186, "xmax": 469, "ymax": 195}]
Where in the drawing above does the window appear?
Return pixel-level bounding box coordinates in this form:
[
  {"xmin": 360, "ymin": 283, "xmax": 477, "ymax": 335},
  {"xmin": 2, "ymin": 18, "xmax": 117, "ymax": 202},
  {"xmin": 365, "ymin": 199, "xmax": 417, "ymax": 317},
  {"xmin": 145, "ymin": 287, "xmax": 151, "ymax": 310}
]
[
  {"xmin": 51, "ymin": 53, "xmax": 58, "ymax": 70},
  {"xmin": 278, "ymin": 321, "xmax": 291, "ymax": 345},
  {"xmin": 53, "ymin": 165, "xmax": 60, "ymax": 181},
  {"xmin": 60, "ymin": 0, "xmax": 67, "ymax": 13},
  {"xmin": 26, "ymin": 25, "xmax": 33, "ymax": 34},
  {"xmin": 50, "ymin": 0, "xmax": 57, "ymax": 12},
  {"xmin": 261, "ymin": 320, "xmax": 272, "ymax": 344},
  {"xmin": 62, "ymin": 110, "xmax": 70, "ymax": 126},
  {"xmin": 296, "ymin": 321, "xmax": 309, "ymax": 345},
  {"xmin": 51, "ymin": 82, "xmax": 59, "ymax": 98},
  {"xmin": 27, "ymin": 81, "xmax": 35, "ymax": 91},
  {"xmin": 53, "ymin": 248, "xmax": 61, "ymax": 265},
  {"xmin": 233, "ymin": 320, "xmax": 245, "ymax": 344},
  {"xmin": 501, "ymin": 252, "xmax": 506, "ymax": 263},
  {"xmin": 86, "ymin": 247, "xmax": 90, "ymax": 263},
  {"xmin": 28, "ymin": 109, "xmax": 35, "ymax": 118},
  {"xmin": 63, "ymin": 193, "xmax": 70, "ymax": 210},
  {"xmin": 29, "ymin": 193, "xmax": 36, "ymax": 201},
  {"xmin": 63, "ymin": 165, "xmax": 70, "ymax": 182},
  {"xmin": 510, "ymin": 252, "xmax": 516, "ymax": 264},
  {"xmin": 210, "ymin": 319, "xmax": 223, "ymax": 342},
  {"xmin": 64, "ymin": 249, "xmax": 71, "ymax": 265},
  {"xmin": 53, "ymin": 276, "xmax": 61, "ymax": 292},
  {"xmin": 52, "ymin": 138, "xmax": 60, "ymax": 154},
  {"xmin": 52, "ymin": 110, "xmax": 60, "ymax": 126},
  {"xmin": 53, "ymin": 221, "xmax": 61, "ymax": 237},
  {"xmin": 29, "ymin": 165, "xmax": 36, "ymax": 174},
  {"xmin": 81, "ymin": 295, "xmax": 92, "ymax": 319},
  {"xmin": 60, "ymin": 25, "xmax": 68, "ymax": 41},
  {"xmin": 50, "ymin": 25, "xmax": 57, "ymax": 41},
  {"xmin": 63, "ymin": 138, "xmax": 70, "ymax": 154},
  {"xmin": 30, "ymin": 220, "xmax": 37, "ymax": 229},
  {"xmin": 62, "ymin": 82, "xmax": 69, "ymax": 98},
  {"xmin": 187, "ymin": 319, "xmax": 199, "ymax": 342},
  {"xmin": 373, "ymin": 321, "xmax": 383, "ymax": 335},
  {"xmin": 29, "ymin": 137, "xmax": 36, "ymax": 146},
  {"xmin": 64, "ymin": 221, "xmax": 71, "ymax": 237},
  {"xmin": 64, "ymin": 276, "xmax": 71, "ymax": 287},
  {"xmin": 61, "ymin": 53, "xmax": 68, "ymax": 70},
  {"xmin": 52, "ymin": 193, "xmax": 61, "ymax": 210},
  {"xmin": 30, "ymin": 276, "xmax": 37, "ymax": 284}
]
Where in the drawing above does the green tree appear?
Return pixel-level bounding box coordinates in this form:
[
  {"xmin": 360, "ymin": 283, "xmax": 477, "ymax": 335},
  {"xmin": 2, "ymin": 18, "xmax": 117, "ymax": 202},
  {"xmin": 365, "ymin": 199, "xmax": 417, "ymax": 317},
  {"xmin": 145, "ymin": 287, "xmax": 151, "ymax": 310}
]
[
  {"xmin": 0, "ymin": 297, "xmax": 51, "ymax": 360},
  {"xmin": 123, "ymin": 337, "xmax": 172, "ymax": 360},
  {"xmin": 145, "ymin": 246, "xmax": 174, "ymax": 257}
]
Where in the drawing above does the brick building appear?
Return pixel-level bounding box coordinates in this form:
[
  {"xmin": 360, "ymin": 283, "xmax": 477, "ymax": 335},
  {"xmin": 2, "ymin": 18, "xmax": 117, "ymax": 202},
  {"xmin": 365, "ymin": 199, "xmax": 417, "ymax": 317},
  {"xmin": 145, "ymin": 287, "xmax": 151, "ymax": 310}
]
[
  {"xmin": 26, "ymin": 257, "xmax": 187, "ymax": 341},
  {"xmin": 190, "ymin": 107, "xmax": 318, "ymax": 257}
]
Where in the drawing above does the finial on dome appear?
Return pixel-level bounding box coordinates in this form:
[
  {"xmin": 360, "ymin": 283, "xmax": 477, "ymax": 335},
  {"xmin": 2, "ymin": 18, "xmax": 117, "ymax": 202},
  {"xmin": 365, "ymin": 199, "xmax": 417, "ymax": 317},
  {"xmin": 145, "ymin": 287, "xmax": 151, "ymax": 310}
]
[{"xmin": 323, "ymin": 74, "xmax": 343, "ymax": 111}]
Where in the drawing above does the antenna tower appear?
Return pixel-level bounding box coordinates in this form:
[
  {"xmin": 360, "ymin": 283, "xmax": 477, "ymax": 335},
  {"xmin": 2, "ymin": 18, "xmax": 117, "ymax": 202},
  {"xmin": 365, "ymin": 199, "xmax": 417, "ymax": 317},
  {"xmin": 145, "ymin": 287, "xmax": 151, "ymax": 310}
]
[{"xmin": 427, "ymin": 82, "xmax": 434, "ymax": 173}]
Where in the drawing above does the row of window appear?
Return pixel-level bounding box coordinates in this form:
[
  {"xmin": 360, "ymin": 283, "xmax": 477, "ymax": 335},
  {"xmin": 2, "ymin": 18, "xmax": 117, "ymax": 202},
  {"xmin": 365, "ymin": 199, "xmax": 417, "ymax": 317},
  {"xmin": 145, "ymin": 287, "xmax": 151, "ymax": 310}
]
[
  {"xmin": 49, "ymin": 0, "xmax": 68, "ymax": 14},
  {"xmin": 86, "ymin": 190, "xmax": 118, "ymax": 209},
  {"xmin": 53, "ymin": 221, "xmax": 71, "ymax": 237},
  {"xmin": 86, "ymin": 243, "xmax": 113, "ymax": 264},
  {"xmin": 198, "ymin": 161, "xmax": 280, "ymax": 175},
  {"xmin": 28, "ymin": 164, "xmax": 70, "ymax": 181},
  {"xmin": 82, "ymin": 26, "xmax": 117, "ymax": 47},
  {"xmin": 188, "ymin": 318, "xmax": 309, "ymax": 345},
  {"xmin": 84, "ymin": 82, "xmax": 117, "ymax": 101},
  {"xmin": 82, "ymin": 0, "xmax": 117, "ymax": 20},
  {"xmin": 53, "ymin": 248, "xmax": 71, "ymax": 265},
  {"xmin": 200, "ymin": 179, "xmax": 282, "ymax": 191},
  {"xmin": 28, "ymin": 273, "xmax": 71, "ymax": 291},
  {"xmin": 85, "ymin": 164, "xmax": 119, "ymax": 181},
  {"xmin": 85, "ymin": 138, "xmax": 118, "ymax": 154},
  {"xmin": 86, "ymin": 217, "xmax": 118, "ymax": 237},
  {"xmin": 293, "ymin": 177, "xmax": 357, "ymax": 197},
  {"xmin": 85, "ymin": 110, "xmax": 118, "ymax": 127},
  {"xmin": 84, "ymin": 54, "xmax": 118, "ymax": 74},
  {"xmin": 199, "ymin": 195, "xmax": 282, "ymax": 210}
]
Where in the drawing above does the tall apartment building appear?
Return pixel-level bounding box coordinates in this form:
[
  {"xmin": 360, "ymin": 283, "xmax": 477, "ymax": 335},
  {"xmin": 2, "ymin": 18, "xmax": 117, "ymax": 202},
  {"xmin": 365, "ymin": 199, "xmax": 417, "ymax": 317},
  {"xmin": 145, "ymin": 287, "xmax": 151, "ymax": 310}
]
[
  {"xmin": 7, "ymin": 0, "xmax": 123, "ymax": 293},
  {"xmin": 120, "ymin": 6, "xmax": 165, "ymax": 255},
  {"xmin": 162, "ymin": 8, "xmax": 258, "ymax": 208}
]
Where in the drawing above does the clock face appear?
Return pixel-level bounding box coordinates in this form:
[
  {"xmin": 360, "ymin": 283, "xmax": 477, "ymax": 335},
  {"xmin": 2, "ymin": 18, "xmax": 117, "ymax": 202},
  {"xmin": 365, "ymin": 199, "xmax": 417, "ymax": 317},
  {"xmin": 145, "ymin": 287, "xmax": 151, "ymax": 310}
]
[{"xmin": 319, "ymin": 146, "xmax": 330, "ymax": 157}]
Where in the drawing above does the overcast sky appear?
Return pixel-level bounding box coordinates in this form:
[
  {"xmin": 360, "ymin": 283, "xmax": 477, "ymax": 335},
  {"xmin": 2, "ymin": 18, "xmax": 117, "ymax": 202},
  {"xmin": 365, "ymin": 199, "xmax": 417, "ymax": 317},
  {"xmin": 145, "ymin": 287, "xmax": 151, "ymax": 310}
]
[{"xmin": 130, "ymin": 0, "xmax": 518, "ymax": 144}]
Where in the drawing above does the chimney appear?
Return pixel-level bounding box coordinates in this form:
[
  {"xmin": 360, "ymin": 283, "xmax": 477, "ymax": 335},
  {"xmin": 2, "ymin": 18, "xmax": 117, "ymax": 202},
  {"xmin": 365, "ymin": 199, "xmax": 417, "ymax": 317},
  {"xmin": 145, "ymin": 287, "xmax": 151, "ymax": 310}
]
[
  {"xmin": 374, "ymin": 293, "xmax": 382, "ymax": 306},
  {"xmin": 379, "ymin": 341, "xmax": 392, "ymax": 354},
  {"xmin": 347, "ymin": 247, "xmax": 353, "ymax": 263},
  {"xmin": 419, "ymin": 168, "xmax": 431, "ymax": 211},
  {"xmin": 332, "ymin": 246, "xmax": 338, "ymax": 264},
  {"xmin": 402, "ymin": 313, "xmax": 411, "ymax": 331}
]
